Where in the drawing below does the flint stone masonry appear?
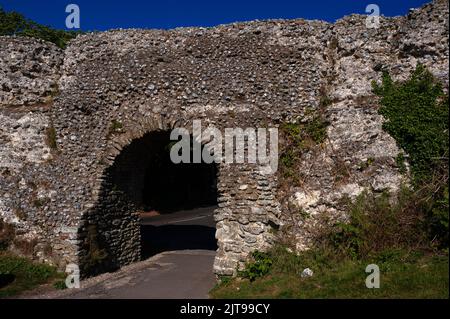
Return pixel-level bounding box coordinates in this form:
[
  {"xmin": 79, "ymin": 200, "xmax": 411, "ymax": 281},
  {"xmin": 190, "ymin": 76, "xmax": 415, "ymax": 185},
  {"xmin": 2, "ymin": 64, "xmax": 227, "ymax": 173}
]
[
  {"xmin": 0, "ymin": 0, "xmax": 448, "ymax": 276},
  {"xmin": 0, "ymin": 37, "xmax": 63, "ymax": 106}
]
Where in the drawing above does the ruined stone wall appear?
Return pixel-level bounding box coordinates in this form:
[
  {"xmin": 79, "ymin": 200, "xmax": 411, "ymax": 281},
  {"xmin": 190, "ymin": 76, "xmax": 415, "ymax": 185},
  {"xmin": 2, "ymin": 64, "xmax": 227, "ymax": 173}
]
[
  {"xmin": 0, "ymin": 0, "xmax": 448, "ymax": 276},
  {"xmin": 281, "ymin": 1, "xmax": 449, "ymax": 251},
  {"xmin": 78, "ymin": 170, "xmax": 141, "ymax": 276}
]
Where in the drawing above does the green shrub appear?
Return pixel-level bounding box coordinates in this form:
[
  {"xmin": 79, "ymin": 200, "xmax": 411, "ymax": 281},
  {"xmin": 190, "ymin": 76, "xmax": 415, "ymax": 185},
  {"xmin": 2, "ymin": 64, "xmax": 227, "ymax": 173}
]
[
  {"xmin": 372, "ymin": 64, "xmax": 448, "ymax": 184},
  {"xmin": 395, "ymin": 152, "xmax": 407, "ymax": 173},
  {"xmin": 305, "ymin": 115, "xmax": 328, "ymax": 144},
  {"xmin": 372, "ymin": 64, "xmax": 449, "ymax": 247},
  {"xmin": 0, "ymin": 7, "xmax": 79, "ymax": 48},
  {"xmin": 325, "ymin": 189, "xmax": 428, "ymax": 259},
  {"xmin": 53, "ymin": 279, "xmax": 67, "ymax": 290},
  {"xmin": 319, "ymin": 95, "xmax": 333, "ymax": 108},
  {"xmin": 330, "ymin": 222, "xmax": 362, "ymax": 259},
  {"xmin": 218, "ymin": 275, "xmax": 232, "ymax": 285},
  {"xmin": 280, "ymin": 149, "xmax": 295, "ymax": 169},
  {"xmin": 428, "ymin": 185, "xmax": 449, "ymax": 246},
  {"xmin": 239, "ymin": 251, "xmax": 273, "ymax": 281},
  {"xmin": 280, "ymin": 114, "xmax": 328, "ymax": 149}
]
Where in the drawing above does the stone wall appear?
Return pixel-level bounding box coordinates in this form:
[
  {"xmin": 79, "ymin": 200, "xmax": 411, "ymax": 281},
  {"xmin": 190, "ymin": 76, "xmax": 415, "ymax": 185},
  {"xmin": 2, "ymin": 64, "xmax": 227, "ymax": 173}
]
[
  {"xmin": 78, "ymin": 169, "xmax": 141, "ymax": 276},
  {"xmin": 0, "ymin": 0, "xmax": 448, "ymax": 276},
  {"xmin": 280, "ymin": 0, "xmax": 449, "ymax": 250},
  {"xmin": 0, "ymin": 37, "xmax": 62, "ymax": 106}
]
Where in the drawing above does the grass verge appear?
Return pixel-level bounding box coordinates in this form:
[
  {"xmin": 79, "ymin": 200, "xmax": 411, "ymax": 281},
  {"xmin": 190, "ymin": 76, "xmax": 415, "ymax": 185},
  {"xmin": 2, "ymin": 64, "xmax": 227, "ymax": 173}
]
[
  {"xmin": 210, "ymin": 247, "xmax": 449, "ymax": 299},
  {"xmin": 0, "ymin": 253, "xmax": 63, "ymax": 298}
]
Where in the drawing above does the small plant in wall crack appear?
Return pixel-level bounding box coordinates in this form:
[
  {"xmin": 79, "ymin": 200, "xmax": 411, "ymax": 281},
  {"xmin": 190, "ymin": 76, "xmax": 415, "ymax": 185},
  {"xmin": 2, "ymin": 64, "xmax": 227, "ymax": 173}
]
[
  {"xmin": 278, "ymin": 114, "xmax": 329, "ymax": 183},
  {"xmin": 32, "ymin": 197, "xmax": 49, "ymax": 208},
  {"xmin": 319, "ymin": 94, "xmax": 333, "ymax": 108},
  {"xmin": 358, "ymin": 157, "xmax": 375, "ymax": 172},
  {"xmin": 45, "ymin": 125, "xmax": 57, "ymax": 151},
  {"xmin": 108, "ymin": 119, "xmax": 125, "ymax": 137}
]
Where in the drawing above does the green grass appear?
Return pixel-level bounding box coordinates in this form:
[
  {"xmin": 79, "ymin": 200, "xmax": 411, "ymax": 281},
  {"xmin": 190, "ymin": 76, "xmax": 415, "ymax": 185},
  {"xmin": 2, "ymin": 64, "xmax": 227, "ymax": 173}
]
[
  {"xmin": 0, "ymin": 253, "xmax": 63, "ymax": 298},
  {"xmin": 210, "ymin": 248, "xmax": 449, "ymax": 299}
]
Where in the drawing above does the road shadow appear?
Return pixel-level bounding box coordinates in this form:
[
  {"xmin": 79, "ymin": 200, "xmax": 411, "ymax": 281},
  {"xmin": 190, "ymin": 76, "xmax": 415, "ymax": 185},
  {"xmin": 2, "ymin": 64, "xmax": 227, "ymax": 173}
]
[{"xmin": 140, "ymin": 224, "xmax": 218, "ymax": 259}]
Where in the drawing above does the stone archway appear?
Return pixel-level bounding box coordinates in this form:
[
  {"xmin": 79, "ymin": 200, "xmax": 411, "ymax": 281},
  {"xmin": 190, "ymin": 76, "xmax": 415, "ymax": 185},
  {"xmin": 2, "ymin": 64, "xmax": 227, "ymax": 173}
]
[
  {"xmin": 75, "ymin": 116, "xmax": 282, "ymax": 278},
  {"xmin": 76, "ymin": 128, "xmax": 220, "ymax": 276}
]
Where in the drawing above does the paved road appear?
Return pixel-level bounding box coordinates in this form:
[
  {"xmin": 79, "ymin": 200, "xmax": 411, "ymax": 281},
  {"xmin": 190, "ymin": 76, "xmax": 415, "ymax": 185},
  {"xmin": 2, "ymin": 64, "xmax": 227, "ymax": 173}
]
[
  {"xmin": 140, "ymin": 206, "xmax": 217, "ymax": 227},
  {"xmin": 141, "ymin": 206, "xmax": 218, "ymax": 259},
  {"xmin": 36, "ymin": 206, "xmax": 218, "ymax": 299},
  {"xmin": 58, "ymin": 250, "xmax": 217, "ymax": 299}
]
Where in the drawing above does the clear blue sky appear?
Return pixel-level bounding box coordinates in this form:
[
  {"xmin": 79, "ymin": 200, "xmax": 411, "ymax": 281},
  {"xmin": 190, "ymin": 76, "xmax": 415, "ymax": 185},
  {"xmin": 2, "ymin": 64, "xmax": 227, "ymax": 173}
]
[{"xmin": 1, "ymin": 0, "xmax": 431, "ymax": 31}]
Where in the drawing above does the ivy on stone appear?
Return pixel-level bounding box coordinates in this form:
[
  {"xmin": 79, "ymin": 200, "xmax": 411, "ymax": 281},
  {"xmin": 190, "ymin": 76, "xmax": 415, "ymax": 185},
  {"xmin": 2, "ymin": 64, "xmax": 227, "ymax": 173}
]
[
  {"xmin": 372, "ymin": 64, "xmax": 449, "ymax": 247},
  {"xmin": 372, "ymin": 64, "xmax": 449, "ymax": 185}
]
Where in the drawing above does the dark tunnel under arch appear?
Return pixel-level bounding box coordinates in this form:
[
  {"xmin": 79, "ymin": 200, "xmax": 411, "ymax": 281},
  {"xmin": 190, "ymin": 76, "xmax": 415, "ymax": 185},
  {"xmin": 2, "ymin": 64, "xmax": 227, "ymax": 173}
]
[{"xmin": 78, "ymin": 130, "xmax": 219, "ymax": 276}]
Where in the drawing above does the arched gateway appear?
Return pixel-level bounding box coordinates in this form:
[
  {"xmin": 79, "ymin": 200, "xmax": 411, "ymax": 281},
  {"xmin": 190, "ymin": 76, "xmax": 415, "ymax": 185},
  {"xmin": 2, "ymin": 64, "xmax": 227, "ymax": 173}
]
[{"xmin": 75, "ymin": 117, "xmax": 280, "ymax": 277}]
